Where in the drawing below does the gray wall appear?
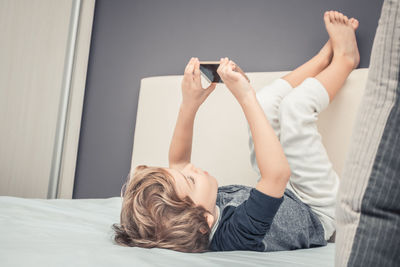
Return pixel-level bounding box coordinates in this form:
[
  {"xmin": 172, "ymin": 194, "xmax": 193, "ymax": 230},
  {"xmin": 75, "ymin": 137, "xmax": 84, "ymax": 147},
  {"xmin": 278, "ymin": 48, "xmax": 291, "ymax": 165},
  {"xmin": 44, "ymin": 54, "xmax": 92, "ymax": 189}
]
[{"xmin": 73, "ymin": 0, "xmax": 383, "ymax": 199}]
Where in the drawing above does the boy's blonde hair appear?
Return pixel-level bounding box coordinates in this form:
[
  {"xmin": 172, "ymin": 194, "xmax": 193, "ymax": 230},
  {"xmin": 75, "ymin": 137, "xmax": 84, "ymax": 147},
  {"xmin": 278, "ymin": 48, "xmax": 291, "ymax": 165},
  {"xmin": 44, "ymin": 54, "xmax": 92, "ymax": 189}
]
[{"xmin": 112, "ymin": 165, "xmax": 211, "ymax": 252}]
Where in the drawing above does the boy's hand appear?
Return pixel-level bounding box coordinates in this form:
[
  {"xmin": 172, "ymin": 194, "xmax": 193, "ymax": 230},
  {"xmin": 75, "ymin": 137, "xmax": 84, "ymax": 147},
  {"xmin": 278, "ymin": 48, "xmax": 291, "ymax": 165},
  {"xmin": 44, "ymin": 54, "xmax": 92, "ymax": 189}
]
[
  {"xmin": 181, "ymin": 57, "xmax": 217, "ymax": 110},
  {"xmin": 217, "ymin": 57, "xmax": 254, "ymax": 105}
]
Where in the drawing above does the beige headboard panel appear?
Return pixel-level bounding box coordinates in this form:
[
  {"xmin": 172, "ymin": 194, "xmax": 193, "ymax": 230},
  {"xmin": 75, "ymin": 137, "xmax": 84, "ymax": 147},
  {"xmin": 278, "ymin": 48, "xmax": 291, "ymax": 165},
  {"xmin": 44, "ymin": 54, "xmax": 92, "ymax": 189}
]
[{"xmin": 131, "ymin": 69, "xmax": 368, "ymax": 187}]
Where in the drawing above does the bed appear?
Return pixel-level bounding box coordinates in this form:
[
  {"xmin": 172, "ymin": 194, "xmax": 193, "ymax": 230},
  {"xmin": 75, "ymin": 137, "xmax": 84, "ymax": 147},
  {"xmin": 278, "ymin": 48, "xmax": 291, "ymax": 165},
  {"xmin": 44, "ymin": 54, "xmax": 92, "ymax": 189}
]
[
  {"xmin": 0, "ymin": 68, "xmax": 369, "ymax": 266},
  {"xmin": 0, "ymin": 196, "xmax": 334, "ymax": 266}
]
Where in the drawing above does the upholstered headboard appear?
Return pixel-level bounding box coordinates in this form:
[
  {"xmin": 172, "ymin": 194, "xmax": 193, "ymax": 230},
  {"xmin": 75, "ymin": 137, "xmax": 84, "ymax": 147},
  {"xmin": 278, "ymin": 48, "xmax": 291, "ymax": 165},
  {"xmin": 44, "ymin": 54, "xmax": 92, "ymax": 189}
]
[{"xmin": 131, "ymin": 69, "xmax": 368, "ymax": 187}]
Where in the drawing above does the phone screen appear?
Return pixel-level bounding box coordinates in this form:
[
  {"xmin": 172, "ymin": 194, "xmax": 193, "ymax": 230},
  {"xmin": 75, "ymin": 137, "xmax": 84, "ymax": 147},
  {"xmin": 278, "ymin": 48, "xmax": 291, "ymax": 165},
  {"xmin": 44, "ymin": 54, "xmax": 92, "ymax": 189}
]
[{"xmin": 200, "ymin": 63, "xmax": 222, "ymax": 83}]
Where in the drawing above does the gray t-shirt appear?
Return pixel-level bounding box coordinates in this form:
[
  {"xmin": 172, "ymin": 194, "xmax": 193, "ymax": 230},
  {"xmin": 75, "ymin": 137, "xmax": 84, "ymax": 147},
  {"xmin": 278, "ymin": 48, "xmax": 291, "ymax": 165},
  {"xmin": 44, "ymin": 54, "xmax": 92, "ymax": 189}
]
[{"xmin": 209, "ymin": 185, "xmax": 326, "ymax": 251}]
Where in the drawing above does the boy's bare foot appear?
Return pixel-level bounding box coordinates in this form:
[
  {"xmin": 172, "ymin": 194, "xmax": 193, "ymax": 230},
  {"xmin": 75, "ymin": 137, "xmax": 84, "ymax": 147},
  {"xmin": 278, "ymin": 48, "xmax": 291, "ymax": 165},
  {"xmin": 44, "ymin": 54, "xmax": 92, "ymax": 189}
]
[{"xmin": 324, "ymin": 11, "xmax": 360, "ymax": 69}]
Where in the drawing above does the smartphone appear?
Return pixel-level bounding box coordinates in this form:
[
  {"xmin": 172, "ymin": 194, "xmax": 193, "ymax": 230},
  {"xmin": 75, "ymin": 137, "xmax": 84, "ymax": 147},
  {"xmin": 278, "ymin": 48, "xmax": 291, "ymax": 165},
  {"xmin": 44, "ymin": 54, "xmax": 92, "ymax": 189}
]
[
  {"xmin": 200, "ymin": 61, "xmax": 222, "ymax": 83},
  {"xmin": 199, "ymin": 61, "xmax": 250, "ymax": 83}
]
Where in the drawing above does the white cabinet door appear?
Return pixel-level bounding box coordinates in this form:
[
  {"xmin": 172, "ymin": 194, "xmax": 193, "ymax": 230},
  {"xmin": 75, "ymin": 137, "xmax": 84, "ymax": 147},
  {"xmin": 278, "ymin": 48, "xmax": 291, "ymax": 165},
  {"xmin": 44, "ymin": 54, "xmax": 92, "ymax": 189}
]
[{"xmin": 0, "ymin": 0, "xmax": 95, "ymax": 199}]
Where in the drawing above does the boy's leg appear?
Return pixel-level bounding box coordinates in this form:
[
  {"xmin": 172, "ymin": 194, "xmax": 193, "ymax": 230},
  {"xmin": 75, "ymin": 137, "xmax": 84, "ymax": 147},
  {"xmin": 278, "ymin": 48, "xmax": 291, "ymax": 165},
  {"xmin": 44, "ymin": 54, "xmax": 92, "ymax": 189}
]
[
  {"xmin": 279, "ymin": 11, "xmax": 359, "ymax": 240},
  {"xmin": 282, "ymin": 40, "xmax": 332, "ymax": 88},
  {"xmin": 249, "ymin": 40, "xmax": 333, "ymax": 176},
  {"xmin": 280, "ymin": 78, "xmax": 339, "ymax": 241}
]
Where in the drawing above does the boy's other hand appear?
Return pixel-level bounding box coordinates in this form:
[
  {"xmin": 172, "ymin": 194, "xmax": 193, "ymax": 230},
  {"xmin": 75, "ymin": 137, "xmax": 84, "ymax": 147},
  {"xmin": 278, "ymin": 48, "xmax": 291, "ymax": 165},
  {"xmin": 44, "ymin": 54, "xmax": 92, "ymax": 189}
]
[
  {"xmin": 217, "ymin": 57, "xmax": 254, "ymax": 105},
  {"xmin": 181, "ymin": 57, "xmax": 217, "ymax": 110}
]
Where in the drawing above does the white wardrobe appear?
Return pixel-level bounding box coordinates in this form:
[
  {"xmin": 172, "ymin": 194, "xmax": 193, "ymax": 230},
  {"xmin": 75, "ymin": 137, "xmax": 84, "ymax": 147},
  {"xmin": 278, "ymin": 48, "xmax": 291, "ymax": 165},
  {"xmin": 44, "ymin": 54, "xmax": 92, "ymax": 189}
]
[{"xmin": 0, "ymin": 0, "xmax": 95, "ymax": 199}]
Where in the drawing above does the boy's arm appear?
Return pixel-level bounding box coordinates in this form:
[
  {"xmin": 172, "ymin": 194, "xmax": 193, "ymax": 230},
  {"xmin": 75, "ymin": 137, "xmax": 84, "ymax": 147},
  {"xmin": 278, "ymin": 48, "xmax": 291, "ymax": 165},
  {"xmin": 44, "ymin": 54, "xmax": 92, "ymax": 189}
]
[
  {"xmin": 241, "ymin": 93, "xmax": 291, "ymax": 197},
  {"xmin": 217, "ymin": 58, "xmax": 291, "ymax": 198},
  {"xmin": 168, "ymin": 104, "xmax": 197, "ymax": 170},
  {"xmin": 169, "ymin": 58, "xmax": 216, "ymax": 170}
]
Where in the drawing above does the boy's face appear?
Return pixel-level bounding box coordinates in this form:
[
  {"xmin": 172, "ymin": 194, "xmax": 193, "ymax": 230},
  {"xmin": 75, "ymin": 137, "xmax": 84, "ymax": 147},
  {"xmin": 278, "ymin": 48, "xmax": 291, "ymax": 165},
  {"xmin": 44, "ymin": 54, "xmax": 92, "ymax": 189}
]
[{"xmin": 165, "ymin": 163, "xmax": 218, "ymax": 215}]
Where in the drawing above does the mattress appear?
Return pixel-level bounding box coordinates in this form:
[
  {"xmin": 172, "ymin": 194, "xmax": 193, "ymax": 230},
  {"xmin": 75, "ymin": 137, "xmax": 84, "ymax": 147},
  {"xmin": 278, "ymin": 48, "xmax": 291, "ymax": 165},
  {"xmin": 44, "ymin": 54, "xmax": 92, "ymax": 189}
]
[{"xmin": 0, "ymin": 196, "xmax": 334, "ymax": 266}]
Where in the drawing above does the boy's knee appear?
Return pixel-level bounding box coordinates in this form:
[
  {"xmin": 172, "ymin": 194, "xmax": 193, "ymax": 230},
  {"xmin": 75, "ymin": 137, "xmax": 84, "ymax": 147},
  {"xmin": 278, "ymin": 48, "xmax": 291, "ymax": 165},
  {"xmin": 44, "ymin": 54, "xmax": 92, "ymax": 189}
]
[{"xmin": 279, "ymin": 90, "xmax": 313, "ymax": 119}]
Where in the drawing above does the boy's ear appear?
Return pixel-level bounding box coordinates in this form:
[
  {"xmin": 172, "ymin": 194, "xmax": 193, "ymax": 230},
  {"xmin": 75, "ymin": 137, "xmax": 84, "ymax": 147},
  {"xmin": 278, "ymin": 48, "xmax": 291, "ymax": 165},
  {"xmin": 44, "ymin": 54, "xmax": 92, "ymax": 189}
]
[{"xmin": 204, "ymin": 212, "xmax": 215, "ymax": 230}]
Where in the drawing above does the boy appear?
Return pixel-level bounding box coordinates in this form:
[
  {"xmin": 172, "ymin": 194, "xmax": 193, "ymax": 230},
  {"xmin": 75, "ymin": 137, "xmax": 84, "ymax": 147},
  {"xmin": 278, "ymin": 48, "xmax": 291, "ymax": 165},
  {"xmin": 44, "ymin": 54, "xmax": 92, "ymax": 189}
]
[{"xmin": 113, "ymin": 11, "xmax": 360, "ymax": 252}]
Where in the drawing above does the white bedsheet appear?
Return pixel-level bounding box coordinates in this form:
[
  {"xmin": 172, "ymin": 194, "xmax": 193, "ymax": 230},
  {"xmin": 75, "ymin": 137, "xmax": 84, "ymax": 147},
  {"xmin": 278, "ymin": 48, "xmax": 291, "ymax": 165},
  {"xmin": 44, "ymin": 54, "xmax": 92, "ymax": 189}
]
[{"xmin": 0, "ymin": 196, "xmax": 334, "ymax": 266}]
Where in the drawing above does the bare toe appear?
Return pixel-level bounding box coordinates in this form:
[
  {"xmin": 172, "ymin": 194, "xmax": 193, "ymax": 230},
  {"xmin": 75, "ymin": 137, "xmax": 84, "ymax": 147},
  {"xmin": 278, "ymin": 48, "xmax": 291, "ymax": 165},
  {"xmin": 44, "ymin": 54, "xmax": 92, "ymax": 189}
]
[
  {"xmin": 324, "ymin": 11, "xmax": 331, "ymax": 24},
  {"xmin": 349, "ymin": 18, "xmax": 359, "ymax": 30},
  {"xmin": 339, "ymin": 12, "xmax": 345, "ymax": 23},
  {"xmin": 329, "ymin": 11, "xmax": 336, "ymax": 23},
  {"xmin": 334, "ymin": 11, "xmax": 340, "ymax": 22}
]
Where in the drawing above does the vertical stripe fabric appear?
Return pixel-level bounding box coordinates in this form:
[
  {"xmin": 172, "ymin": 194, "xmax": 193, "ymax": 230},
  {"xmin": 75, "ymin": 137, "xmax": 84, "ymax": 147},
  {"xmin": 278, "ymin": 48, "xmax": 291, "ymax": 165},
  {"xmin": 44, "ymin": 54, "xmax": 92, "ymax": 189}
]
[{"xmin": 335, "ymin": 0, "xmax": 400, "ymax": 266}]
